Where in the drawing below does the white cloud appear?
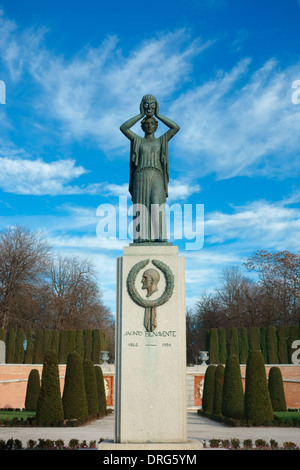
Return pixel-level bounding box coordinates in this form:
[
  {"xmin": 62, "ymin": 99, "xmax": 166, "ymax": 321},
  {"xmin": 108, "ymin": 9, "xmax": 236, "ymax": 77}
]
[
  {"xmin": 171, "ymin": 58, "xmax": 300, "ymax": 179},
  {"xmin": 204, "ymin": 196, "xmax": 300, "ymax": 251},
  {"xmin": 0, "ymin": 13, "xmax": 212, "ymax": 149},
  {"xmin": 0, "ymin": 155, "xmax": 102, "ymax": 195}
]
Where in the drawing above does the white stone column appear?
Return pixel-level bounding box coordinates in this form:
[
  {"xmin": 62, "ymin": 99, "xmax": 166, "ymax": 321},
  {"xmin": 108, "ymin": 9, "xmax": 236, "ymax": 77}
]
[{"xmin": 115, "ymin": 244, "xmax": 187, "ymax": 443}]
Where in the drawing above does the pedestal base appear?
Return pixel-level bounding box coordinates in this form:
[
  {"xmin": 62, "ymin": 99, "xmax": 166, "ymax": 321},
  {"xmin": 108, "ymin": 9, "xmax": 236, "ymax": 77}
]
[{"xmin": 115, "ymin": 245, "xmax": 186, "ymax": 444}]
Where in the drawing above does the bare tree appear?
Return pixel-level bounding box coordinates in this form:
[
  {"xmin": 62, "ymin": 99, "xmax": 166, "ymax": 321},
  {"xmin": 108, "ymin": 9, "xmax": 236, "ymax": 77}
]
[
  {"xmin": 244, "ymin": 250, "xmax": 300, "ymax": 325},
  {"xmin": 46, "ymin": 255, "xmax": 113, "ymax": 330},
  {"xmin": 0, "ymin": 226, "xmax": 50, "ymax": 329}
]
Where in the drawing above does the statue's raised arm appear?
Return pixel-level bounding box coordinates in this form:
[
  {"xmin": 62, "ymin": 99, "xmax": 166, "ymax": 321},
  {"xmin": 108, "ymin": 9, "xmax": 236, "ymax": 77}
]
[{"xmin": 120, "ymin": 95, "xmax": 180, "ymax": 243}]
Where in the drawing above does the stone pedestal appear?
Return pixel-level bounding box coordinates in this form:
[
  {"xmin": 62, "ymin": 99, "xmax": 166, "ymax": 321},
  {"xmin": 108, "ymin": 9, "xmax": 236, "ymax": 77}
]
[{"xmin": 115, "ymin": 244, "xmax": 187, "ymax": 443}]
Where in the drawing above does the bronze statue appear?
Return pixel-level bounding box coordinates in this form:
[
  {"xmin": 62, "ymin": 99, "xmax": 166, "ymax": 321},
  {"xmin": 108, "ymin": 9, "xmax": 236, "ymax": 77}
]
[{"xmin": 120, "ymin": 94, "xmax": 180, "ymax": 242}]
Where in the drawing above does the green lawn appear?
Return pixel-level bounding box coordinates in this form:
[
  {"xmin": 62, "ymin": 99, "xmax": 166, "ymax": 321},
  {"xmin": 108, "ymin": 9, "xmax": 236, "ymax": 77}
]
[
  {"xmin": 0, "ymin": 410, "xmax": 36, "ymax": 421},
  {"xmin": 274, "ymin": 411, "xmax": 300, "ymax": 422}
]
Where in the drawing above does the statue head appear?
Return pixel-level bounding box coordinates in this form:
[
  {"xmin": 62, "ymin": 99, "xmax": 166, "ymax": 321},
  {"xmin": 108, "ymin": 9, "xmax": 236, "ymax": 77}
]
[
  {"xmin": 141, "ymin": 115, "xmax": 158, "ymax": 134},
  {"xmin": 140, "ymin": 94, "xmax": 158, "ymax": 117},
  {"xmin": 141, "ymin": 268, "xmax": 160, "ymax": 297}
]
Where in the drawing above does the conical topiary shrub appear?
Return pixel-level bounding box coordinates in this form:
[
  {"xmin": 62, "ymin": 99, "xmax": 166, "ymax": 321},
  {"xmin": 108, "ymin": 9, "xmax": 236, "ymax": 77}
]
[
  {"xmin": 239, "ymin": 327, "xmax": 249, "ymax": 364},
  {"xmin": 14, "ymin": 329, "xmax": 25, "ymax": 364},
  {"xmin": 33, "ymin": 330, "xmax": 44, "ymax": 364},
  {"xmin": 202, "ymin": 365, "xmax": 216, "ymax": 413},
  {"xmin": 213, "ymin": 363, "xmax": 225, "ymax": 415},
  {"xmin": 95, "ymin": 365, "xmax": 107, "ymax": 414},
  {"xmin": 260, "ymin": 327, "xmax": 268, "ymax": 363},
  {"xmin": 222, "ymin": 354, "xmax": 244, "ymax": 419},
  {"xmin": 268, "ymin": 366, "xmax": 286, "ymax": 412},
  {"xmin": 25, "ymin": 369, "xmax": 40, "ymax": 411},
  {"xmin": 267, "ymin": 326, "xmax": 278, "ymax": 364},
  {"xmin": 76, "ymin": 330, "xmax": 84, "ymax": 358},
  {"xmin": 84, "ymin": 330, "xmax": 93, "ymax": 361},
  {"xmin": 277, "ymin": 326, "xmax": 288, "ymax": 364},
  {"xmin": 51, "ymin": 329, "xmax": 59, "ymax": 354},
  {"xmin": 24, "ymin": 330, "xmax": 34, "ymax": 364},
  {"xmin": 249, "ymin": 327, "xmax": 260, "ymax": 352},
  {"xmin": 244, "ymin": 350, "xmax": 273, "ymax": 425},
  {"xmin": 62, "ymin": 351, "xmax": 88, "ymax": 420},
  {"xmin": 83, "ymin": 359, "xmax": 99, "ymax": 417},
  {"xmin": 218, "ymin": 328, "xmax": 227, "ymax": 364},
  {"xmin": 58, "ymin": 330, "xmax": 69, "ymax": 364},
  {"xmin": 229, "ymin": 328, "xmax": 239, "ymax": 357},
  {"xmin": 36, "ymin": 350, "xmax": 64, "ymax": 425},
  {"xmin": 209, "ymin": 329, "xmax": 219, "ymax": 364},
  {"xmin": 6, "ymin": 328, "xmax": 15, "ymax": 363}
]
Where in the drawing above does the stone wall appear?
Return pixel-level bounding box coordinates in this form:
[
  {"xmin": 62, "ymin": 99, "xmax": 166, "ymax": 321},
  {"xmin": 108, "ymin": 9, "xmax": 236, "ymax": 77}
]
[{"xmin": 0, "ymin": 363, "xmax": 299, "ymax": 409}]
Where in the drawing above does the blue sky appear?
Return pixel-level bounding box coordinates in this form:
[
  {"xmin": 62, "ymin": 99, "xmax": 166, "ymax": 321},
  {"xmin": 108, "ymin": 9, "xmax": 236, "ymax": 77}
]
[{"xmin": 0, "ymin": 0, "xmax": 300, "ymax": 315}]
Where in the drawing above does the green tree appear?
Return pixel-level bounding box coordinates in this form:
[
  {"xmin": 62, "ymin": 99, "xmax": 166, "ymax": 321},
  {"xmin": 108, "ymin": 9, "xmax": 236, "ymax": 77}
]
[
  {"xmin": 36, "ymin": 350, "xmax": 64, "ymax": 425},
  {"xmin": 62, "ymin": 351, "xmax": 88, "ymax": 420},
  {"xmin": 277, "ymin": 326, "xmax": 288, "ymax": 364},
  {"xmin": 67, "ymin": 330, "xmax": 76, "ymax": 356},
  {"xmin": 24, "ymin": 330, "xmax": 34, "ymax": 364},
  {"xmin": 202, "ymin": 365, "xmax": 216, "ymax": 413},
  {"xmin": 76, "ymin": 330, "xmax": 84, "ymax": 358},
  {"xmin": 249, "ymin": 327, "xmax": 260, "ymax": 351},
  {"xmin": 229, "ymin": 327, "xmax": 239, "ymax": 358},
  {"xmin": 222, "ymin": 354, "xmax": 244, "ymax": 419},
  {"xmin": 33, "ymin": 329, "xmax": 44, "ymax": 364},
  {"xmin": 58, "ymin": 330, "xmax": 69, "ymax": 364},
  {"xmin": 288, "ymin": 325, "xmax": 299, "ymax": 363},
  {"xmin": 209, "ymin": 328, "xmax": 219, "ymax": 364},
  {"xmin": 267, "ymin": 326, "xmax": 278, "ymax": 364},
  {"xmin": 268, "ymin": 367, "xmax": 286, "ymax": 412},
  {"xmin": 51, "ymin": 329, "xmax": 59, "ymax": 354},
  {"xmin": 14, "ymin": 329, "xmax": 25, "ymax": 364},
  {"xmin": 218, "ymin": 328, "xmax": 227, "ymax": 364},
  {"xmin": 84, "ymin": 330, "xmax": 93, "ymax": 361},
  {"xmin": 239, "ymin": 327, "xmax": 249, "ymax": 364},
  {"xmin": 244, "ymin": 350, "xmax": 273, "ymax": 425},
  {"xmin": 43, "ymin": 329, "xmax": 52, "ymax": 356},
  {"xmin": 95, "ymin": 365, "xmax": 107, "ymax": 414},
  {"xmin": 25, "ymin": 369, "xmax": 40, "ymax": 411},
  {"xmin": 6, "ymin": 328, "xmax": 15, "ymax": 363},
  {"xmin": 260, "ymin": 327, "xmax": 268, "ymax": 363},
  {"xmin": 83, "ymin": 359, "xmax": 99, "ymax": 417},
  {"xmin": 213, "ymin": 364, "xmax": 225, "ymax": 415}
]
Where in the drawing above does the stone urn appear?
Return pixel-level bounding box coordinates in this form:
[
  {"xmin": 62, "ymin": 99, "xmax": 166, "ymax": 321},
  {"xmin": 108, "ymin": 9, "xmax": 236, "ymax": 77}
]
[
  {"xmin": 198, "ymin": 351, "xmax": 209, "ymax": 365},
  {"xmin": 100, "ymin": 351, "xmax": 109, "ymax": 365}
]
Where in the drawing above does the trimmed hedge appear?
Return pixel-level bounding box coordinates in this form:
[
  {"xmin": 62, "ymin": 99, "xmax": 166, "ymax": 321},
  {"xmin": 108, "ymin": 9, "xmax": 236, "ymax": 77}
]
[
  {"xmin": 95, "ymin": 365, "xmax": 107, "ymax": 414},
  {"xmin": 207, "ymin": 324, "xmax": 299, "ymax": 365},
  {"xmin": 222, "ymin": 354, "xmax": 244, "ymax": 420},
  {"xmin": 36, "ymin": 350, "xmax": 64, "ymax": 426},
  {"xmin": 62, "ymin": 352, "xmax": 88, "ymax": 420},
  {"xmin": 202, "ymin": 365, "xmax": 216, "ymax": 413},
  {"xmin": 268, "ymin": 366, "xmax": 287, "ymax": 412},
  {"xmin": 244, "ymin": 350, "xmax": 273, "ymax": 425},
  {"xmin": 209, "ymin": 329, "xmax": 219, "ymax": 364},
  {"xmin": 83, "ymin": 360, "xmax": 99, "ymax": 417},
  {"xmin": 213, "ymin": 364, "xmax": 225, "ymax": 415},
  {"xmin": 25, "ymin": 369, "xmax": 40, "ymax": 411}
]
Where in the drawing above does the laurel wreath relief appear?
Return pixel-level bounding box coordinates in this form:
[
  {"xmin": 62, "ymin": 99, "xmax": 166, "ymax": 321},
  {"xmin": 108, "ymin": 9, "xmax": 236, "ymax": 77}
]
[
  {"xmin": 127, "ymin": 259, "xmax": 174, "ymax": 308},
  {"xmin": 127, "ymin": 259, "xmax": 175, "ymax": 332}
]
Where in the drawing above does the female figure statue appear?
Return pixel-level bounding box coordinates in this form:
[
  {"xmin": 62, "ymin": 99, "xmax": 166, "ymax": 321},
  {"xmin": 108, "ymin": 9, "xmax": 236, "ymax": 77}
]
[{"xmin": 120, "ymin": 94, "xmax": 180, "ymax": 242}]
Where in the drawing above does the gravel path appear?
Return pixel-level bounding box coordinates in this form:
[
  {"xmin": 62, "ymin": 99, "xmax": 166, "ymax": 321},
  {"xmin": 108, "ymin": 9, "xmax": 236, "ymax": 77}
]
[{"xmin": 1, "ymin": 411, "xmax": 299, "ymax": 448}]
